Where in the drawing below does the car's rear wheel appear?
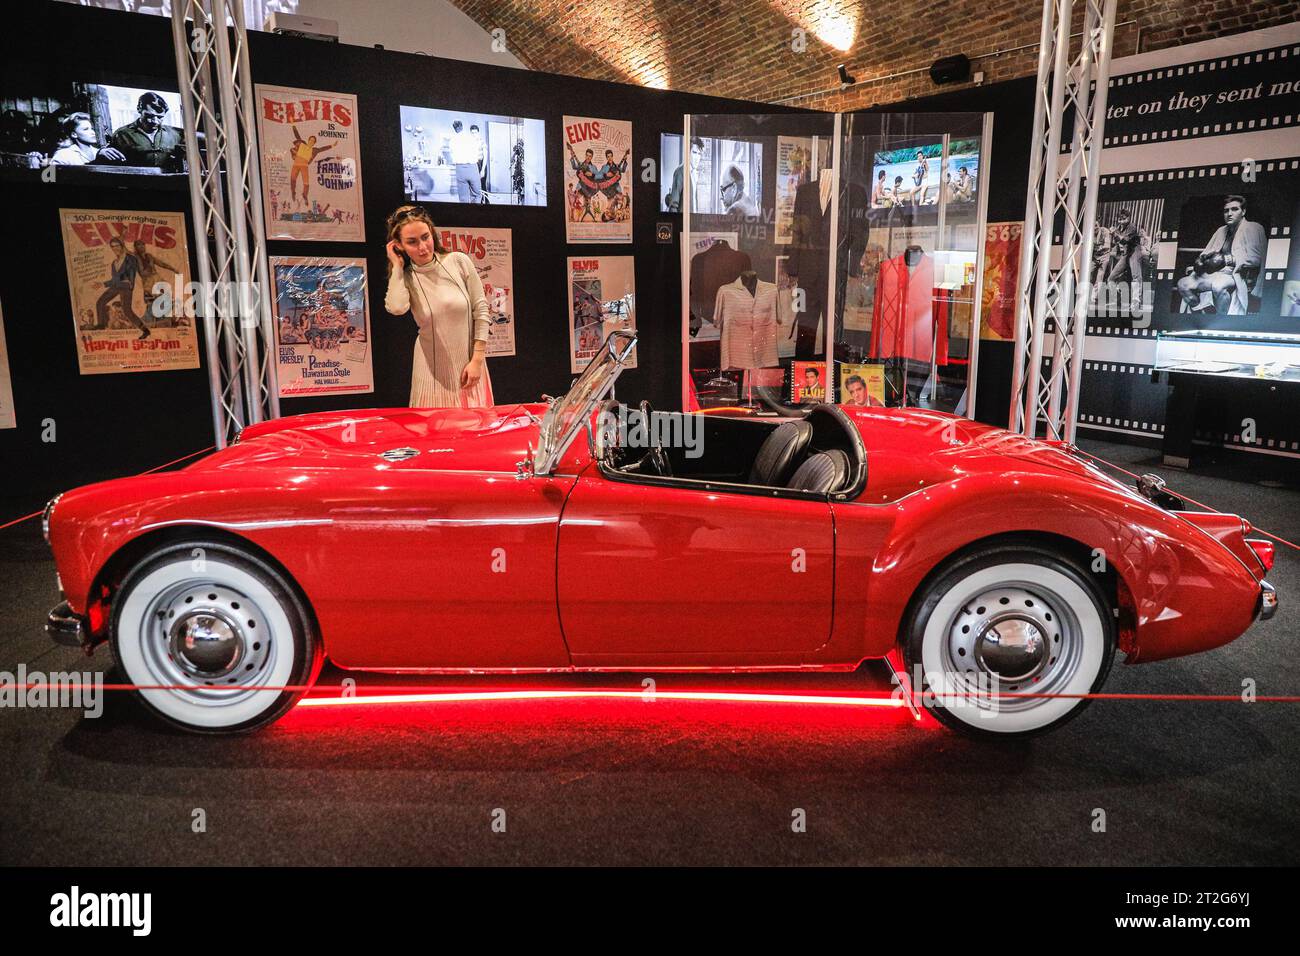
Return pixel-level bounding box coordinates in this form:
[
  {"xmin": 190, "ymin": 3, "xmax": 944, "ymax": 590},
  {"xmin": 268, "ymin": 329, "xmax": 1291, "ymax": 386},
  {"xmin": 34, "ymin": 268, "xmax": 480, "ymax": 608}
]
[
  {"xmin": 110, "ymin": 540, "xmax": 321, "ymax": 733},
  {"xmin": 901, "ymin": 543, "xmax": 1115, "ymax": 738}
]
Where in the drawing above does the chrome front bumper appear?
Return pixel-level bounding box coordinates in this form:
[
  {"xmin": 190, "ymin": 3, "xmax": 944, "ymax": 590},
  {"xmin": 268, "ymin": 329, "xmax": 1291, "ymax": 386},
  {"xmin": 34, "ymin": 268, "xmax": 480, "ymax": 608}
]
[
  {"xmin": 1258, "ymin": 581, "xmax": 1278, "ymax": 621},
  {"xmin": 46, "ymin": 601, "xmax": 87, "ymax": 648}
]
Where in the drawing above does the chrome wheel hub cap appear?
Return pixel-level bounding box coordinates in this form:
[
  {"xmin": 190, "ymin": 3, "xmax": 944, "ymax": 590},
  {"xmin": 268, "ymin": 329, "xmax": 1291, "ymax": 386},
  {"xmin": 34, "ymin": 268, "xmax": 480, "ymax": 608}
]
[
  {"xmin": 168, "ymin": 609, "xmax": 244, "ymax": 679},
  {"xmin": 143, "ymin": 581, "xmax": 274, "ymax": 699},
  {"xmin": 976, "ymin": 616, "xmax": 1046, "ymax": 682},
  {"xmin": 942, "ymin": 583, "xmax": 1081, "ymax": 712}
]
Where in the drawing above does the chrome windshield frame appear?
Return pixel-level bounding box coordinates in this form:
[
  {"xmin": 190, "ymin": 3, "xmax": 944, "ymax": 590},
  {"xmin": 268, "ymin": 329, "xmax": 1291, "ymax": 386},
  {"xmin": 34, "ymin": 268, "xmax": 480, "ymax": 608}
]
[{"xmin": 534, "ymin": 330, "xmax": 637, "ymax": 475}]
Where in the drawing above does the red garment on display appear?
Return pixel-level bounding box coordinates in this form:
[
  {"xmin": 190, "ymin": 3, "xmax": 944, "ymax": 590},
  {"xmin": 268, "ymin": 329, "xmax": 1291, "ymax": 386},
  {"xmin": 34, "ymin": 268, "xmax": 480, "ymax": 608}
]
[{"xmin": 870, "ymin": 252, "xmax": 949, "ymax": 364}]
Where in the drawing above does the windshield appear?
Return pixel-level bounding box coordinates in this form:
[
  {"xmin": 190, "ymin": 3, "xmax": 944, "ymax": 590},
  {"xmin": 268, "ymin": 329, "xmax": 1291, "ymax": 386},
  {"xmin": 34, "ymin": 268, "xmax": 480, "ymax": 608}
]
[{"xmin": 534, "ymin": 330, "xmax": 637, "ymax": 474}]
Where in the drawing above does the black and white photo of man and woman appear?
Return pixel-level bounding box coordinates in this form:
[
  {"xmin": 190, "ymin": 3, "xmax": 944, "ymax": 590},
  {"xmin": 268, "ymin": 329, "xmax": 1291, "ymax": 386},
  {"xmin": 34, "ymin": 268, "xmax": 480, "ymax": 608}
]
[
  {"xmin": 0, "ymin": 79, "xmax": 185, "ymax": 176},
  {"xmin": 399, "ymin": 105, "xmax": 547, "ymax": 206}
]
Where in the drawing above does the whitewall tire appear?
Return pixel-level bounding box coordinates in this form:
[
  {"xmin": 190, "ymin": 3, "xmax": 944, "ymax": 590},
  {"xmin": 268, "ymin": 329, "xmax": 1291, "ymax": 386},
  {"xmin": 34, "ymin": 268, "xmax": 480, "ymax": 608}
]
[
  {"xmin": 902, "ymin": 544, "xmax": 1115, "ymax": 738},
  {"xmin": 110, "ymin": 540, "xmax": 321, "ymax": 733}
]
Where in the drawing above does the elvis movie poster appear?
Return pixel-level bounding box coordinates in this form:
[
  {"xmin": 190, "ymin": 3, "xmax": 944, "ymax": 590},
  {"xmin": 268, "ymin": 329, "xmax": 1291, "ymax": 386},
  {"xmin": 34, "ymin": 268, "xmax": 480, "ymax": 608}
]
[
  {"xmin": 563, "ymin": 116, "xmax": 633, "ymax": 243},
  {"xmin": 568, "ymin": 255, "xmax": 637, "ymax": 373},
  {"xmin": 437, "ymin": 226, "xmax": 516, "ymax": 358},
  {"xmin": 0, "ymin": 300, "xmax": 14, "ymax": 429},
  {"xmin": 256, "ymin": 85, "xmax": 365, "ymax": 242},
  {"xmin": 58, "ymin": 208, "xmax": 199, "ymax": 375},
  {"xmin": 270, "ymin": 256, "xmax": 374, "ymax": 398},
  {"xmin": 775, "ymin": 136, "xmax": 813, "ymax": 244}
]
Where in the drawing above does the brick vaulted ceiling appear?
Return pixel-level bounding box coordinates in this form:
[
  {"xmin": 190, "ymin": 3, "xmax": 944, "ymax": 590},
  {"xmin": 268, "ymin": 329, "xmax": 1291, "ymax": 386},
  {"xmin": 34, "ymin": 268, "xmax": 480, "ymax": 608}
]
[{"xmin": 446, "ymin": 0, "xmax": 1300, "ymax": 110}]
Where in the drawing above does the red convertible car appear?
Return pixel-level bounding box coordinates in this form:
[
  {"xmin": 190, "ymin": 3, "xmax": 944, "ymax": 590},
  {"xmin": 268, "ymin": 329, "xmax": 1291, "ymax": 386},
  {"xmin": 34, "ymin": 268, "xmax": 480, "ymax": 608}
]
[{"xmin": 44, "ymin": 332, "xmax": 1277, "ymax": 736}]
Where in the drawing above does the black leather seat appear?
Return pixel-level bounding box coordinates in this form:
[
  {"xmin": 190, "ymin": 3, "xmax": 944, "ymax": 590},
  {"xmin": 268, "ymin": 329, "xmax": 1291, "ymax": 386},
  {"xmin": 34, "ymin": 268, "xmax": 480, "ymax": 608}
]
[
  {"xmin": 748, "ymin": 420, "xmax": 814, "ymax": 486},
  {"xmin": 786, "ymin": 449, "xmax": 850, "ymax": 494}
]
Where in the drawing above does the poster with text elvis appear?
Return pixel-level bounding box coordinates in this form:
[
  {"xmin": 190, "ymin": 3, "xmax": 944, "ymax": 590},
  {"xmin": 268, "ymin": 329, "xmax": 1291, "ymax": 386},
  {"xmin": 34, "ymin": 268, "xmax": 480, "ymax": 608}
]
[
  {"xmin": 568, "ymin": 256, "xmax": 637, "ymax": 373},
  {"xmin": 0, "ymin": 300, "xmax": 14, "ymax": 429},
  {"xmin": 790, "ymin": 360, "xmax": 827, "ymax": 404},
  {"xmin": 271, "ymin": 256, "xmax": 373, "ymax": 398},
  {"xmin": 58, "ymin": 208, "xmax": 199, "ymax": 375},
  {"xmin": 563, "ymin": 116, "xmax": 633, "ymax": 243},
  {"xmin": 437, "ymin": 226, "xmax": 516, "ymax": 358},
  {"xmin": 256, "ymin": 86, "xmax": 365, "ymax": 242},
  {"xmin": 775, "ymin": 136, "xmax": 812, "ymax": 244},
  {"xmin": 400, "ymin": 105, "xmax": 547, "ymax": 206}
]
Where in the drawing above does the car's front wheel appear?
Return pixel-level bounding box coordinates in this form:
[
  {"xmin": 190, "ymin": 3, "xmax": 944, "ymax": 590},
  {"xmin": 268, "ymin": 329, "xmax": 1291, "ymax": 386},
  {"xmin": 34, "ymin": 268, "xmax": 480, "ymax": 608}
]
[
  {"xmin": 110, "ymin": 540, "xmax": 321, "ymax": 733},
  {"xmin": 901, "ymin": 543, "xmax": 1115, "ymax": 738}
]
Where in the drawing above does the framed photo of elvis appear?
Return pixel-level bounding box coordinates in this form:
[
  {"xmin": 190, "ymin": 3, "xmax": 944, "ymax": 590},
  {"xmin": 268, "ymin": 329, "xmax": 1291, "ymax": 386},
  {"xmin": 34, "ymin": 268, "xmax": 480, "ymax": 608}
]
[
  {"xmin": 1169, "ymin": 192, "xmax": 1270, "ymax": 318},
  {"xmin": 0, "ymin": 75, "xmax": 187, "ymax": 186}
]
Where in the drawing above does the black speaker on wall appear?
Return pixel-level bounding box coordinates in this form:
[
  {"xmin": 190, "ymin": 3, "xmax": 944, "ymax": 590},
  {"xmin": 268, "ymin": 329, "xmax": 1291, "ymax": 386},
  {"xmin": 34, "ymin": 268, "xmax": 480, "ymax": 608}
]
[{"xmin": 930, "ymin": 54, "xmax": 972, "ymax": 85}]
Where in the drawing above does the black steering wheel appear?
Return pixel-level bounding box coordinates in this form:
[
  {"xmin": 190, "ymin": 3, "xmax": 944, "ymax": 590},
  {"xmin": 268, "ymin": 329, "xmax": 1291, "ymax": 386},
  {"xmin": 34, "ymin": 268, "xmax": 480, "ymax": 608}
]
[{"xmin": 637, "ymin": 400, "xmax": 673, "ymax": 477}]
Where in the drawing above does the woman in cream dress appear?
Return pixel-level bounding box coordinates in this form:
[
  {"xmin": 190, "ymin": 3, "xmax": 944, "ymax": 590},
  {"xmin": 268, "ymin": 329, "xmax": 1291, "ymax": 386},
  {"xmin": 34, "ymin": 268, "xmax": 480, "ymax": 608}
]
[{"xmin": 383, "ymin": 204, "xmax": 493, "ymax": 407}]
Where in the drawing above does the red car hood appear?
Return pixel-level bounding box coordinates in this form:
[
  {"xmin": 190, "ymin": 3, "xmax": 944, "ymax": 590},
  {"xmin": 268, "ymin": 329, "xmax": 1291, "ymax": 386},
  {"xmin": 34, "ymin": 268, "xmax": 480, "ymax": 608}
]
[{"xmin": 190, "ymin": 403, "xmax": 548, "ymax": 474}]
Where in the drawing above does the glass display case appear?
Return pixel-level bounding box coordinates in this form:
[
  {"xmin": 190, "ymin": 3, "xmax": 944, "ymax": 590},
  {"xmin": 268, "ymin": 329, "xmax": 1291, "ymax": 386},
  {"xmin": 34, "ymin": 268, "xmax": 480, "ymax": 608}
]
[
  {"xmin": 680, "ymin": 112, "xmax": 836, "ymax": 416},
  {"xmin": 832, "ymin": 111, "xmax": 992, "ymax": 414},
  {"xmin": 1153, "ymin": 329, "xmax": 1300, "ymax": 383},
  {"xmin": 680, "ymin": 111, "xmax": 992, "ymax": 417}
]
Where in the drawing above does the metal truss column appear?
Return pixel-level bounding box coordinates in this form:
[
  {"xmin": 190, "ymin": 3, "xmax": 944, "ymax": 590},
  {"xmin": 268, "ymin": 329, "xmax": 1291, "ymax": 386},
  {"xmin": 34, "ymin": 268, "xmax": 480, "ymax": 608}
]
[
  {"xmin": 1009, "ymin": 0, "xmax": 1118, "ymax": 442},
  {"xmin": 172, "ymin": 0, "xmax": 280, "ymax": 449}
]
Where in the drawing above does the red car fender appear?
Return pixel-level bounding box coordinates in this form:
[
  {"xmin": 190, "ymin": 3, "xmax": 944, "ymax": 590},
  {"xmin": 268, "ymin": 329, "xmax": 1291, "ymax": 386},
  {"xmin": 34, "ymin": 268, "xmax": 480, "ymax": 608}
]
[
  {"xmin": 49, "ymin": 471, "xmax": 325, "ymax": 622},
  {"xmin": 836, "ymin": 469, "xmax": 1260, "ymax": 665},
  {"xmin": 50, "ymin": 466, "xmax": 578, "ymax": 670}
]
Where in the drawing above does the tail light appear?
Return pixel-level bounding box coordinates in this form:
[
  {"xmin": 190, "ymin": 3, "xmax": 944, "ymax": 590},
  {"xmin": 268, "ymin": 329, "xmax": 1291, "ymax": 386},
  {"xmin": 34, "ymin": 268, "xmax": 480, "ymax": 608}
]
[{"xmin": 1246, "ymin": 538, "xmax": 1275, "ymax": 572}]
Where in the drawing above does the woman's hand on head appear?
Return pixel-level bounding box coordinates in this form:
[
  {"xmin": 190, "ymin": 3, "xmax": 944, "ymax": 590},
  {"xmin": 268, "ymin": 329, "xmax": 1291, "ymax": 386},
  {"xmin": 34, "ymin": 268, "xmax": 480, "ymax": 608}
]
[{"xmin": 386, "ymin": 240, "xmax": 405, "ymax": 269}]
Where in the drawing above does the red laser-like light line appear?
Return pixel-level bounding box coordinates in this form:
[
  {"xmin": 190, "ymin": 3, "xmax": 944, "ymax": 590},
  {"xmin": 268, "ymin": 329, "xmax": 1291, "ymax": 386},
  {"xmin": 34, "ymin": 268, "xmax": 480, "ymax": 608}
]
[{"xmin": 6, "ymin": 682, "xmax": 1300, "ymax": 705}]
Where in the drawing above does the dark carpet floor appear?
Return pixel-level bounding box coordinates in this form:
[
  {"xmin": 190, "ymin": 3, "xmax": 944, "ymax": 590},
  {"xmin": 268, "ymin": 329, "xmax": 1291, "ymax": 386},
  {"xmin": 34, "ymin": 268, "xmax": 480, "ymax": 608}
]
[{"xmin": 1, "ymin": 437, "xmax": 1297, "ymax": 866}]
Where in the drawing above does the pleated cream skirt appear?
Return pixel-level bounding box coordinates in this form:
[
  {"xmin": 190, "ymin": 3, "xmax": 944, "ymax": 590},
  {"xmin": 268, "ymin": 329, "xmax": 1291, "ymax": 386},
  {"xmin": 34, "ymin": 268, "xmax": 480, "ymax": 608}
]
[{"xmin": 409, "ymin": 338, "xmax": 494, "ymax": 408}]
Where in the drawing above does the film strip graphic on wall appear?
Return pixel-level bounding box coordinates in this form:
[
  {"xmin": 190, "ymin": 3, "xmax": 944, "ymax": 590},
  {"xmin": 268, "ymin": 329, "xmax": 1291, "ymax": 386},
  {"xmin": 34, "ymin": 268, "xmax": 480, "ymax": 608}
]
[{"xmin": 1046, "ymin": 23, "xmax": 1300, "ymax": 459}]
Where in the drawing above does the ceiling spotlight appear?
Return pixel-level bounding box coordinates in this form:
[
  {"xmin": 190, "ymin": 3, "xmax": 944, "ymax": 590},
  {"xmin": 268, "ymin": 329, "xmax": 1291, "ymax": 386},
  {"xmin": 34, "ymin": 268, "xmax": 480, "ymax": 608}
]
[{"xmin": 837, "ymin": 63, "xmax": 856, "ymax": 86}]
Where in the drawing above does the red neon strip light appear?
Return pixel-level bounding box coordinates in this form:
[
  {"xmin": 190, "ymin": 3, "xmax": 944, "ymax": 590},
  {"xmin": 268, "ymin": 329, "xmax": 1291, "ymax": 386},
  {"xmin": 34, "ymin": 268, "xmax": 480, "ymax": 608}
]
[
  {"xmin": 9, "ymin": 683, "xmax": 1300, "ymax": 703},
  {"xmin": 296, "ymin": 689, "xmax": 909, "ymax": 708}
]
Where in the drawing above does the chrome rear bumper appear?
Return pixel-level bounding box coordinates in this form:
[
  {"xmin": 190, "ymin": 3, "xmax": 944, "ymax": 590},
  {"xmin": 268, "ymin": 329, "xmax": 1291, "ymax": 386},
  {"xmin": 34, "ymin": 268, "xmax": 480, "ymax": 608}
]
[
  {"xmin": 1258, "ymin": 581, "xmax": 1278, "ymax": 621},
  {"xmin": 46, "ymin": 601, "xmax": 87, "ymax": 647}
]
